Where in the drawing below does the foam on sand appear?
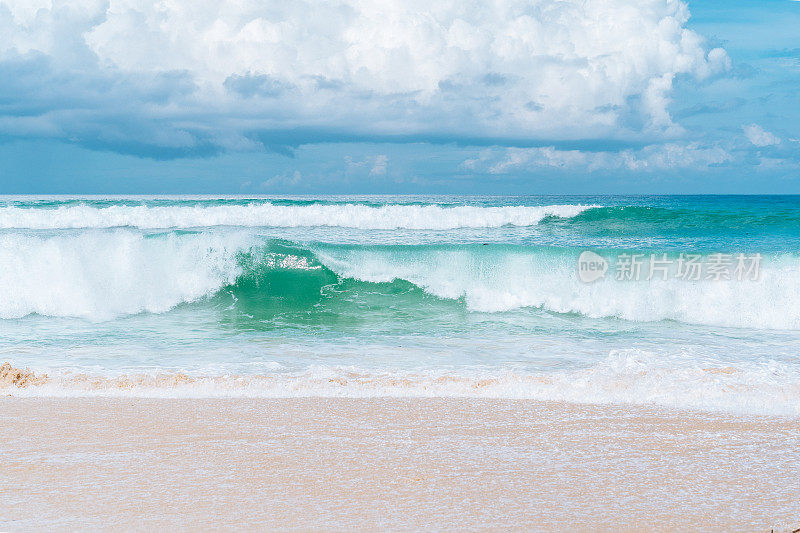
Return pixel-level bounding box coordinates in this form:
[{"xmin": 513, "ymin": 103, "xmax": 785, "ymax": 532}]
[
  {"xmin": 0, "ymin": 362, "xmax": 47, "ymax": 388},
  {"xmin": 6, "ymin": 349, "xmax": 800, "ymax": 416}
]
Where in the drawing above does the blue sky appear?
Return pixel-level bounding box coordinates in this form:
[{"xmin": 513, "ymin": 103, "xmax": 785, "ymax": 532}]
[{"xmin": 0, "ymin": 0, "xmax": 798, "ymax": 194}]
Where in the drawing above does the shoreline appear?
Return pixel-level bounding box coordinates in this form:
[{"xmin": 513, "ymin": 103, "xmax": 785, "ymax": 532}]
[
  {"xmin": 2, "ymin": 397, "xmax": 799, "ymax": 531},
  {"xmin": 3, "ymin": 362, "xmax": 797, "ymax": 418}
]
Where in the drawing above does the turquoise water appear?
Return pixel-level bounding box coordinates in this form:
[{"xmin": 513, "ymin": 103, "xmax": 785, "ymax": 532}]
[{"xmin": 1, "ymin": 195, "xmax": 799, "ymax": 414}]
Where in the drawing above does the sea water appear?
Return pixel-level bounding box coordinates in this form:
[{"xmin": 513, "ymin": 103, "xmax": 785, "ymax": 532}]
[{"xmin": 2, "ymin": 195, "xmax": 799, "ymax": 415}]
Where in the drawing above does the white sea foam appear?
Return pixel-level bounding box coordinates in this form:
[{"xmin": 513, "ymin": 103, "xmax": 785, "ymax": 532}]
[
  {"xmin": 0, "ymin": 230, "xmax": 248, "ymax": 320},
  {"xmin": 6, "ymin": 350, "xmax": 800, "ymax": 416},
  {"xmin": 0, "ymin": 203, "xmax": 595, "ymax": 230},
  {"xmin": 318, "ymin": 247, "xmax": 800, "ymax": 329}
]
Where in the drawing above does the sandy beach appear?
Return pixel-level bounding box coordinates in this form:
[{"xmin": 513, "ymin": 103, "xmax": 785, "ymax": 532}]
[{"xmin": 1, "ymin": 397, "xmax": 798, "ymax": 531}]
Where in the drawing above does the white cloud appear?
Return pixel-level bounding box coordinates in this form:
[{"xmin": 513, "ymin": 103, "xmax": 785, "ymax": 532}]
[
  {"xmin": 370, "ymin": 155, "xmax": 388, "ymax": 176},
  {"xmin": 345, "ymin": 154, "xmax": 388, "ymax": 176},
  {"xmin": 743, "ymin": 124, "xmax": 781, "ymax": 147},
  {"xmin": 464, "ymin": 143, "xmax": 734, "ymax": 173},
  {"xmin": 0, "ymin": 0, "xmax": 728, "ymax": 155},
  {"xmin": 261, "ymin": 170, "xmax": 303, "ymax": 189}
]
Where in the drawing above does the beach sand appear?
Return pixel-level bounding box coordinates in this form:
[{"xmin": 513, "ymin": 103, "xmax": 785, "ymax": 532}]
[{"xmin": 1, "ymin": 397, "xmax": 798, "ymax": 531}]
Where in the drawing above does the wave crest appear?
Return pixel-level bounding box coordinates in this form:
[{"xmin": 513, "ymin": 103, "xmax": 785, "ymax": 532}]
[
  {"xmin": 0, "ymin": 202, "xmax": 596, "ymax": 230},
  {"xmin": 0, "ymin": 230, "xmax": 247, "ymax": 320}
]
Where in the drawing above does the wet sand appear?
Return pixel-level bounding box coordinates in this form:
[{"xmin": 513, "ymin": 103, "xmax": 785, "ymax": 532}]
[{"xmin": 1, "ymin": 397, "xmax": 798, "ymax": 531}]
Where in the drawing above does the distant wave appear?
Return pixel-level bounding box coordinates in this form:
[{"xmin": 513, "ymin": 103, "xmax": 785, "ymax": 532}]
[
  {"xmin": 545, "ymin": 204, "xmax": 800, "ymax": 231},
  {"xmin": 2, "ymin": 229, "xmax": 800, "ymax": 329},
  {"xmin": 0, "ymin": 202, "xmax": 596, "ymax": 230}
]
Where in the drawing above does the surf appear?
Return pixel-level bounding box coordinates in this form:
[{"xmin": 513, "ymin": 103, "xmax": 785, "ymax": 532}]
[
  {"xmin": 0, "ymin": 201, "xmax": 597, "ymax": 230},
  {"xmin": 2, "ymin": 228, "xmax": 799, "ymax": 330}
]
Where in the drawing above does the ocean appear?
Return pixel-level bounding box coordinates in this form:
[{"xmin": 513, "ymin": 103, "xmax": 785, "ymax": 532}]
[{"xmin": 2, "ymin": 195, "xmax": 799, "ymax": 415}]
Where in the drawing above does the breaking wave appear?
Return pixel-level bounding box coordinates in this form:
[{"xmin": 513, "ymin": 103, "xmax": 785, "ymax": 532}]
[
  {"xmin": 1, "ymin": 229, "xmax": 800, "ymax": 329},
  {"xmin": 0, "ymin": 202, "xmax": 596, "ymax": 229}
]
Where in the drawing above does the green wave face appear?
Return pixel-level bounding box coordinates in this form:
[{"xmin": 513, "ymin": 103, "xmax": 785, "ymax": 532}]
[{"xmin": 212, "ymin": 242, "xmax": 463, "ymax": 331}]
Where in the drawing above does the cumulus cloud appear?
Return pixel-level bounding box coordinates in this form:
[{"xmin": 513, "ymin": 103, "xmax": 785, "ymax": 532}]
[
  {"xmin": 743, "ymin": 124, "xmax": 781, "ymax": 147},
  {"xmin": 0, "ymin": 0, "xmax": 728, "ymax": 157},
  {"xmin": 344, "ymin": 154, "xmax": 389, "ymax": 176},
  {"xmin": 369, "ymin": 155, "xmax": 388, "ymax": 176},
  {"xmin": 463, "ymin": 143, "xmax": 734, "ymax": 173},
  {"xmin": 261, "ymin": 170, "xmax": 303, "ymax": 189}
]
